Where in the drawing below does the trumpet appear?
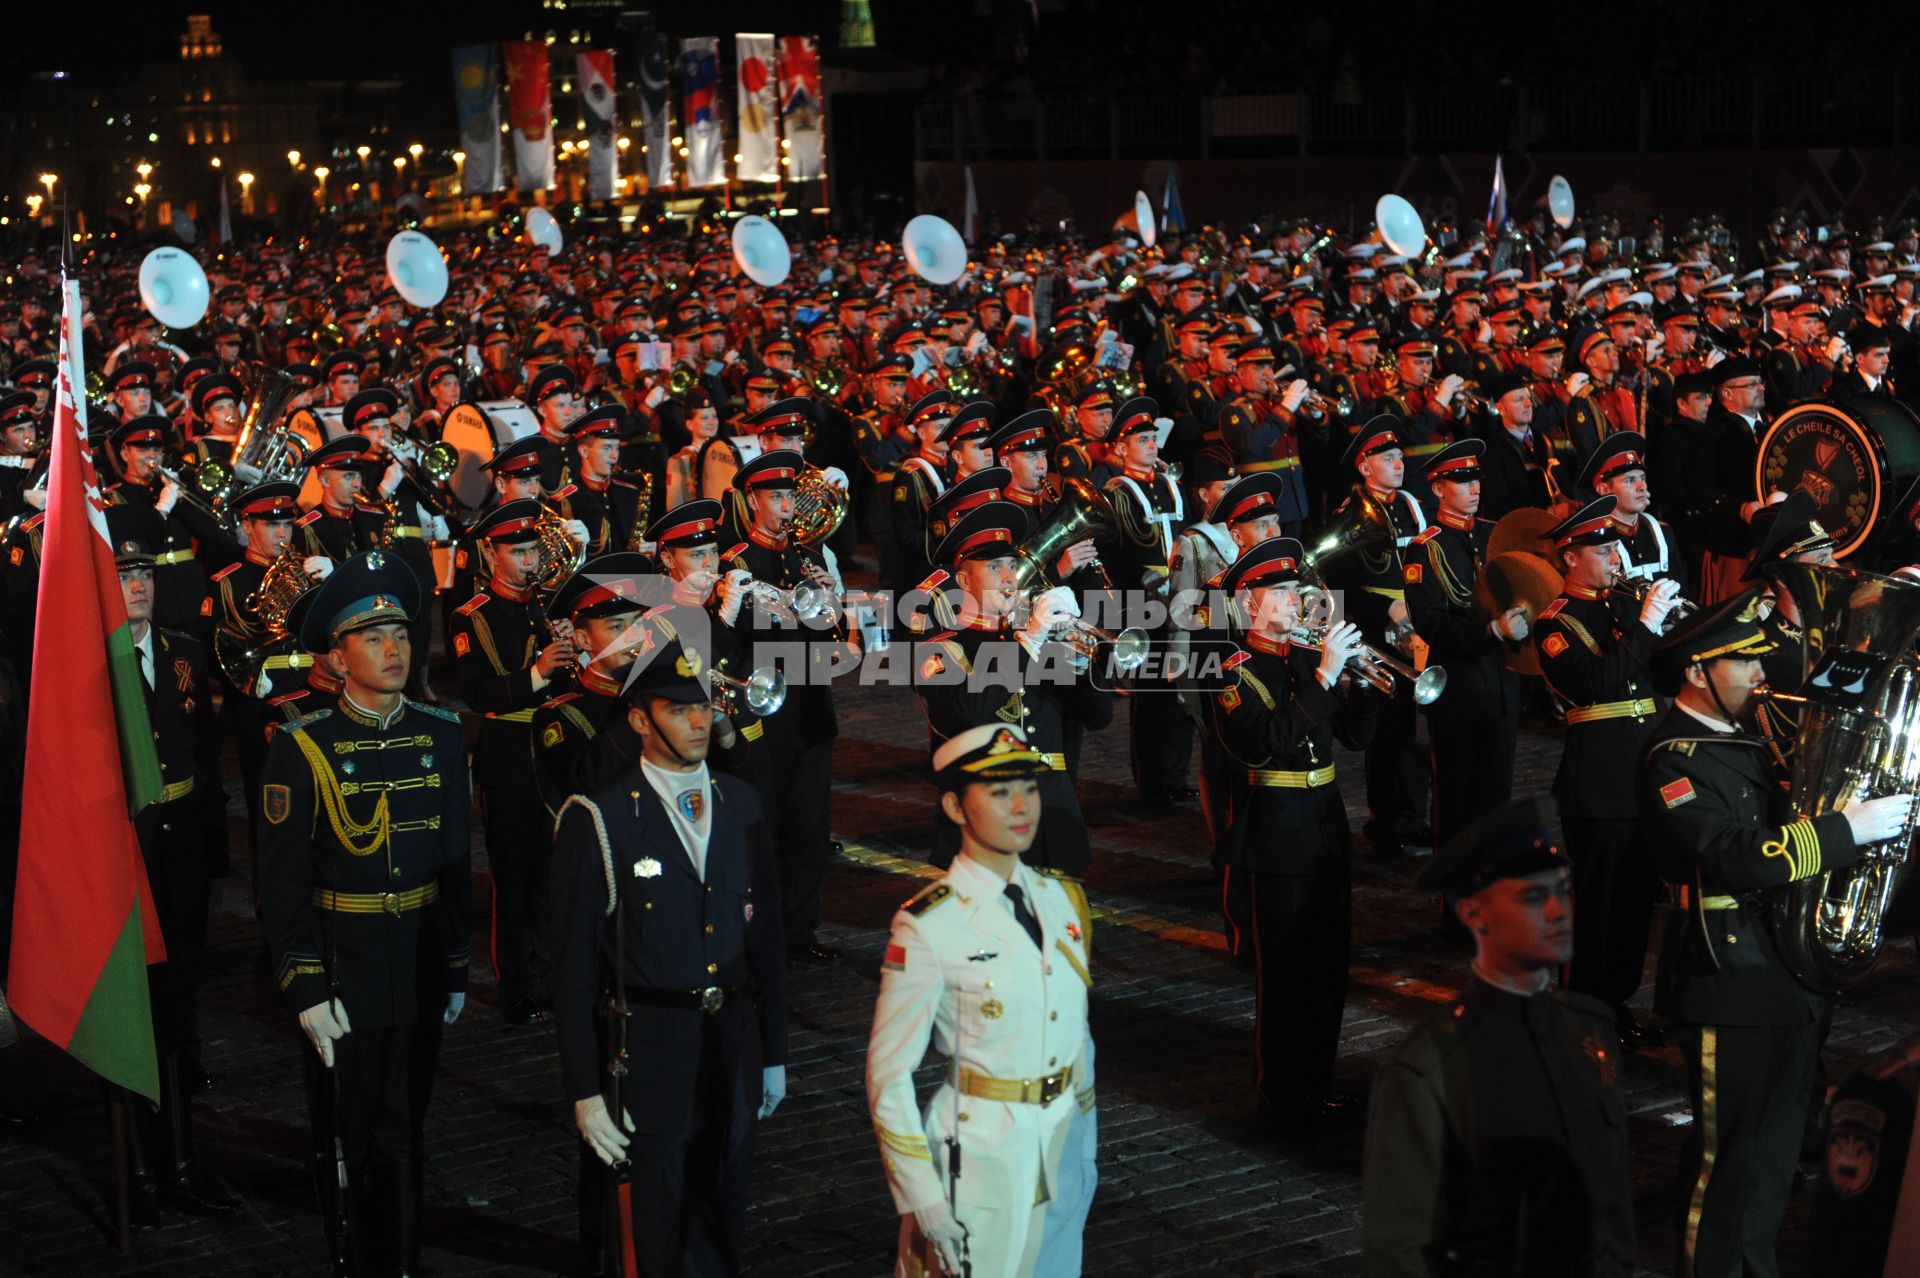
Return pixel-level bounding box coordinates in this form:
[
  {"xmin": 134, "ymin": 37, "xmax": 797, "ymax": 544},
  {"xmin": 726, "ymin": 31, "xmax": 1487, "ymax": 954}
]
[
  {"xmin": 1304, "ymin": 388, "xmax": 1356, "ymax": 419},
  {"xmin": 745, "ymin": 576, "xmax": 834, "ymax": 624},
  {"xmin": 1607, "ymin": 571, "xmax": 1697, "ymax": 635},
  {"xmin": 1289, "ymin": 623, "xmax": 1448, "ymax": 705},
  {"xmin": 1050, "ymin": 618, "xmax": 1150, "ymax": 674},
  {"xmin": 710, "ymin": 665, "xmax": 787, "ymax": 718}
]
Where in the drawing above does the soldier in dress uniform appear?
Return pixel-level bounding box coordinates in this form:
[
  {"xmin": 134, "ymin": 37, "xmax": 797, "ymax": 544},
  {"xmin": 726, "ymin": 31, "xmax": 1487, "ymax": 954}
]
[
  {"xmin": 849, "ymin": 355, "xmax": 917, "ymax": 584},
  {"xmin": 1533, "ymin": 497, "xmax": 1685, "ymax": 1049},
  {"xmin": 1577, "ymin": 431, "xmax": 1685, "ymax": 597},
  {"xmin": 1051, "ymin": 380, "xmax": 1120, "ymax": 487},
  {"xmin": 105, "ymin": 511, "xmax": 238, "ymax": 1227},
  {"xmin": 1169, "ymin": 448, "xmax": 1242, "ymax": 852},
  {"xmin": 0, "ymin": 391, "xmax": 40, "ymax": 521},
  {"xmin": 1206, "ymin": 537, "xmax": 1377, "ymax": 1133},
  {"xmin": 296, "ymin": 436, "xmax": 394, "ymax": 563},
  {"xmin": 552, "ymin": 621, "xmax": 790, "ymax": 1278},
  {"xmin": 722, "ymin": 451, "xmax": 846, "ymax": 965},
  {"xmin": 258, "ymin": 550, "xmax": 471, "ymax": 1277},
  {"xmin": 104, "ymin": 359, "xmax": 156, "ymax": 424},
  {"xmin": 888, "ymin": 391, "xmax": 958, "ymax": 609},
  {"xmin": 560, "ymin": 404, "xmax": 650, "ymax": 557},
  {"xmin": 1218, "ymin": 342, "xmax": 1317, "ymax": 536},
  {"xmin": 1404, "ymin": 439, "xmax": 1527, "ymax": 846},
  {"xmin": 104, "ymin": 414, "xmax": 225, "ymax": 641},
  {"xmin": 1362, "ymin": 796, "xmax": 1636, "ymax": 1278},
  {"xmin": 1641, "ymin": 593, "xmax": 1915, "ymax": 1278},
  {"xmin": 1740, "ymin": 493, "xmax": 1835, "ymax": 761},
  {"xmin": 1695, "ymin": 357, "xmax": 1775, "ymax": 603},
  {"xmin": 866, "ymin": 722, "xmax": 1095, "ymax": 1278},
  {"xmin": 187, "ymin": 372, "xmax": 245, "ymax": 468},
  {"xmin": 448, "ymin": 499, "xmax": 580, "ymax": 1026},
  {"xmin": 343, "ymin": 389, "xmax": 437, "ymax": 694},
  {"xmin": 532, "ymin": 552, "xmax": 653, "ymax": 818},
  {"xmin": 914, "ymin": 501, "xmax": 1114, "ymax": 876},
  {"xmin": 317, "ymin": 350, "xmax": 364, "ymax": 410}
]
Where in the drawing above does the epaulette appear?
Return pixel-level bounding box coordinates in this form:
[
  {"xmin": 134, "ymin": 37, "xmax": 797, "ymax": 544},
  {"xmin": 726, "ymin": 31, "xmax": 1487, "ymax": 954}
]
[
  {"xmin": 103, "ymin": 481, "xmax": 122, "ymax": 493},
  {"xmin": 1222, "ymin": 648, "xmax": 1252, "ymax": 670},
  {"xmin": 917, "ymin": 568, "xmax": 951, "ymax": 593},
  {"xmin": 903, "ymin": 882, "xmax": 953, "ymax": 916},
  {"xmin": 295, "ymin": 509, "xmax": 322, "ymax": 527},
  {"xmin": 22, "ymin": 513, "xmax": 45, "ymax": 532},
  {"xmin": 923, "ymin": 630, "xmax": 956, "ymax": 644},
  {"xmin": 1034, "ymin": 866, "xmax": 1082, "ymax": 885},
  {"xmin": 552, "ymin": 483, "xmax": 578, "ymax": 500},
  {"xmin": 209, "ymin": 561, "xmax": 242, "ymax": 582},
  {"xmin": 1538, "ymin": 598, "xmax": 1567, "ymax": 621},
  {"xmin": 406, "ymin": 699, "xmax": 462, "ymax": 724},
  {"xmin": 266, "ymin": 689, "xmax": 310, "ymax": 708},
  {"xmin": 1412, "ymin": 525, "xmax": 1442, "ymax": 545},
  {"xmin": 722, "ymin": 541, "xmax": 748, "ymax": 561},
  {"xmin": 611, "ymin": 476, "xmax": 639, "ymax": 490},
  {"xmin": 283, "ymin": 707, "xmax": 333, "ymax": 731},
  {"xmin": 455, "ymin": 593, "xmax": 489, "ymax": 617},
  {"xmin": 1203, "ymin": 566, "xmax": 1228, "ymax": 590},
  {"xmin": 541, "ymin": 691, "xmax": 583, "ymax": 709}
]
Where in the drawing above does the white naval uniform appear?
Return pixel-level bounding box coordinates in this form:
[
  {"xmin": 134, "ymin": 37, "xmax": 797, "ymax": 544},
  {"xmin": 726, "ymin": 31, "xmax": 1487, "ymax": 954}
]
[{"xmin": 867, "ymin": 852, "xmax": 1095, "ymax": 1278}]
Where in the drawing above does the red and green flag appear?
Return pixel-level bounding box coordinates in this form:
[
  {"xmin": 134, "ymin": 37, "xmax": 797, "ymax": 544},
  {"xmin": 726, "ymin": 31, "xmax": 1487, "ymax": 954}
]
[{"xmin": 7, "ymin": 272, "xmax": 167, "ymax": 1102}]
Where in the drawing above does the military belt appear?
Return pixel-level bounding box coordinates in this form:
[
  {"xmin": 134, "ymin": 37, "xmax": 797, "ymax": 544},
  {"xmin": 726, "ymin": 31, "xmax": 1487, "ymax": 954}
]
[
  {"xmin": 1237, "ymin": 456, "xmax": 1299, "ymax": 473},
  {"xmin": 159, "ymin": 777, "xmax": 196, "ymax": 803},
  {"xmin": 958, "ymin": 1064, "xmax": 1075, "ymax": 1106},
  {"xmin": 311, "ymin": 881, "xmax": 439, "ymax": 916},
  {"xmin": 152, "ymin": 548, "xmax": 197, "ymax": 566},
  {"xmin": 1247, "ymin": 765, "xmax": 1338, "ymax": 788},
  {"xmin": 1667, "ymin": 884, "xmax": 1743, "ymax": 911},
  {"xmin": 1566, "ymin": 697, "xmax": 1658, "ymax": 726},
  {"xmin": 623, "ymin": 983, "xmax": 751, "ymax": 1015},
  {"xmin": 388, "ymin": 525, "xmax": 427, "ymax": 540}
]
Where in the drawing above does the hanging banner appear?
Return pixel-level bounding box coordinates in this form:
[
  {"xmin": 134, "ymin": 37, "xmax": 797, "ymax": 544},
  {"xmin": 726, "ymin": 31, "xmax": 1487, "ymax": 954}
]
[
  {"xmin": 735, "ymin": 34, "xmax": 779, "ymax": 183},
  {"xmin": 635, "ymin": 33, "xmax": 674, "ymax": 188},
  {"xmin": 777, "ymin": 36, "xmax": 825, "ymax": 182},
  {"xmin": 449, "ymin": 44, "xmax": 503, "ymax": 195},
  {"xmin": 679, "ymin": 37, "xmax": 726, "ymax": 188},
  {"xmin": 577, "ymin": 50, "xmax": 618, "ymax": 202},
  {"xmin": 502, "ymin": 41, "xmax": 554, "ymax": 191}
]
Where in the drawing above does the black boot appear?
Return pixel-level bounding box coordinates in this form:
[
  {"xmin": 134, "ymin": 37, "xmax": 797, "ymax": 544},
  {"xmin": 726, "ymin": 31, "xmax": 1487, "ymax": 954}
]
[
  {"xmin": 160, "ymin": 1053, "xmax": 236, "ymax": 1215},
  {"xmin": 121, "ymin": 1088, "xmax": 160, "ymax": 1231}
]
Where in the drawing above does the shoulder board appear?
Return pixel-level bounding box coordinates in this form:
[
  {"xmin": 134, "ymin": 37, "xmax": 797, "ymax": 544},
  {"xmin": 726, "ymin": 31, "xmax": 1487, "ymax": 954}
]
[
  {"xmin": 295, "ymin": 509, "xmax": 322, "ymax": 527},
  {"xmin": 284, "ymin": 707, "xmax": 333, "ymax": 731},
  {"xmin": 22, "ymin": 513, "xmax": 45, "ymax": 532},
  {"xmin": 266, "ymin": 689, "xmax": 310, "ymax": 708},
  {"xmin": 917, "ymin": 568, "xmax": 951, "ymax": 593},
  {"xmin": 924, "ymin": 630, "xmax": 956, "ymax": 643},
  {"xmin": 406, "ymin": 699, "xmax": 462, "ymax": 724},
  {"xmin": 209, "ymin": 561, "xmax": 242, "ymax": 582},
  {"xmin": 903, "ymin": 882, "xmax": 953, "ymax": 916},
  {"xmin": 1034, "ymin": 866, "xmax": 1082, "ymax": 885},
  {"xmin": 1223, "ymin": 649, "xmax": 1252, "ymax": 670},
  {"xmin": 1203, "ymin": 566, "xmax": 1227, "ymax": 589},
  {"xmin": 611, "ymin": 477, "xmax": 640, "ymax": 491},
  {"xmin": 722, "ymin": 541, "xmax": 749, "ymax": 562},
  {"xmin": 104, "ymin": 481, "xmax": 123, "ymax": 493},
  {"xmin": 541, "ymin": 691, "xmax": 584, "ymax": 709},
  {"xmin": 1538, "ymin": 598, "xmax": 1567, "ymax": 621},
  {"xmin": 455, "ymin": 593, "xmax": 489, "ymax": 617},
  {"xmin": 1412, "ymin": 525, "xmax": 1442, "ymax": 545},
  {"xmin": 552, "ymin": 483, "xmax": 578, "ymax": 500}
]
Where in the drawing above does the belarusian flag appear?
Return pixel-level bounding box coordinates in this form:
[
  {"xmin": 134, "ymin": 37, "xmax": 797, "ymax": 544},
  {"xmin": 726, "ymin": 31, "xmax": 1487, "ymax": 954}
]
[{"xmin": 7, "ymin": 272, "xmax": 167, "ymax": 1102}]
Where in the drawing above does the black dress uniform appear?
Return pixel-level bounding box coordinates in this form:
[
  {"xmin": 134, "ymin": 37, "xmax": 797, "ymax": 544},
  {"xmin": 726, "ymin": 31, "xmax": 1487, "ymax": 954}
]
[
  {"xmin": 890, "ymin": 438, "xmax": 952, "ymax": 607},
  {"xmin": 1208, "ymin": 538, "xmax": 1377, "ymax": 1125},
  {"xmin": 1404, "ymin": 440, "xmax": 1520, "ymax": 845},
  {"xmin": 1577, "ymin": 431, "xmax": 1687, "ymax": 595},
  {"xmin": 1364, "ymin": 800, "xmax": 1635, "ymax": 1278},
  {"xmin": 558, "ymin": 404, "xmax": 651, "ymax": 556},
  {"xmin": 257, "ymin": 552, "xmax": 471, "ymax": 1272},
  {"xmin": 1533, "ymin": 498, "xmax": 1664, "ymax": 1029},
  {"xmin": 343, "ymin": 390, "xmax": 438, "ymax": 685},
  {"xmin": 1217, "ymin": 342, "xmax": 1317, "ymax": 535},
  {"xmin": 105, "ymin": 415, "xmax": 228, "ymax": 642},
  {"xmin": 1639, "ymin": 596, "xmax": 1860, "ymax": 1278},
  {"xmin": 448, "ymin": 499, "xmax": 577, "ymax": 1021},
  {"xmin": 549, "ymin": 631, "xmax": 788, "ymax": 1278},
  {"xmin": 722, "ymin": 451, "xmax": 842, "ymax": 960},
  {"xmin": 297, "ymin": 436, "xmax": 392, "ymax": 563}
]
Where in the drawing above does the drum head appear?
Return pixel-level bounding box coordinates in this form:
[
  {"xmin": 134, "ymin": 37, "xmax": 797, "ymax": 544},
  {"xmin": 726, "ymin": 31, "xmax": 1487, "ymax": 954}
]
[
  {"xmin": 442, "ymin": 400, "xmax": 539, "ymax": 510},
  {"xmin": 1756, "ymin": 398, "xmax": 1920, "ymax": 560}
]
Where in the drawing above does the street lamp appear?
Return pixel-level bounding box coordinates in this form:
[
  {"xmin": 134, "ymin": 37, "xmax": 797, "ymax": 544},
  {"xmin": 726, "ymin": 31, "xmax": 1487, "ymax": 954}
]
[
  {"xmin": 38, "ymin": 173, "xmax": 57, "ymax": 201},
  {"xmin": 287, "ymin": 149, "xmax": 302, "ymax": 169},
  {"xmin": 238, "ymin": 170, "xmax": 255, "ymax": 213},
  {"xmin": 136, "ymin": 162, "xmax": 153, "ymax": 182},
  {"xmin": 408, "ymin": 143, "xmax": 423, "ymax": 162},
  {"xmin": 451, "ymin": 150, "xmax": 467, "ymax": 197},
  {"xmin": 356, "ymin": 145, "xmax": 371, "ymax": 170}
]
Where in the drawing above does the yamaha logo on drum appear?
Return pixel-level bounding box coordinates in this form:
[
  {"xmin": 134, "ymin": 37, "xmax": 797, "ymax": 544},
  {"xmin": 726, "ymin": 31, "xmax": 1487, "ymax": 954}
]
[{"xmin": 1756, "ymin": 399, "xmax": 1920, "ymax": 559}]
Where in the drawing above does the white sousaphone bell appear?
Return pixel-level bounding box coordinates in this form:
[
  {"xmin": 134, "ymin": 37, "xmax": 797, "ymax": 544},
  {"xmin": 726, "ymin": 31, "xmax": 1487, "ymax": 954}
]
[
  {"xmin": 901, "ymin": 214, "xmax": 967, "ymax": 286},
  {"xmin": 1135, "ymin": 188, "xmax": 1157, "ymax": 248},
  {"xmin": 138, "ymin": 247, "xmax": 211, "ymax": 330},
  {"xmin": 386, "ymin": 230, "xmax": 449, "ymax": 309},
  {"xmin": 1374, "ymin": 194, "xmax": 1428, "ymax": 259},
  {"xmin": 1547, "ymin": 175, "xmax": 1577, "ymax": 229},
  {"xmin": 524, "ymin": 205, "xmax": 564, "ymax": 255},
  {"xmin": 731, "ymin": 215, "xmax": 792, "ymax": 287}
]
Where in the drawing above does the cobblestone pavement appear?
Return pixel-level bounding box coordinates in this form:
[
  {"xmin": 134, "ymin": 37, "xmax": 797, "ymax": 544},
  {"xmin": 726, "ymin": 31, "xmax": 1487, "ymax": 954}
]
[{"xmin": 6, "ymin": 668, "xmax": 1920, "ymax": 1277}]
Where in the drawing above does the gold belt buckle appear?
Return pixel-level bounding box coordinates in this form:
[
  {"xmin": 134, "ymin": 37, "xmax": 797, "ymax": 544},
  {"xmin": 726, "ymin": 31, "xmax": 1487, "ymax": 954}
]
[
  {"xmin": 381, "ymin": 892, "xmax": 399, "ymax": 916},
  {"xmin": 698, "ymin": 986, "xmax": 725, "ymax": 1014},
  {"xmin": 1036, "ymin": 1070, "xmax": 1066, "ymax": 1104}
]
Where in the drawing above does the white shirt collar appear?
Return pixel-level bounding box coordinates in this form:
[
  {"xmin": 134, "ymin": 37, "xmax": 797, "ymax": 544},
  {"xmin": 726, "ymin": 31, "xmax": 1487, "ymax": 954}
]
[{"xmin": 1676, "ymin": 700, "xmax": 1738, "ymax": 734}]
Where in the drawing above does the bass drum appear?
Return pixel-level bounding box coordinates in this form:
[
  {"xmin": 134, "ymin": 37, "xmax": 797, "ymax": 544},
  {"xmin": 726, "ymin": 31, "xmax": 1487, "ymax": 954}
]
[
  {"xmin": 442, "ymin": 399, "xmax": 540, "ymax": 510},
  {"xmin": 1755, "ymin": 397, "xmax": 1920, "ymax": 560}
]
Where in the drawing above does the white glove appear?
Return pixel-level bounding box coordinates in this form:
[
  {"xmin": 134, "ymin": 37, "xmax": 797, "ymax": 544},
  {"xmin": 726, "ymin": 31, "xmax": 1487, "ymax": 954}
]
[
  {"xmin": 965, "ymin": 330, "xmax": 989, "ymax": 357},
  {"xmin": 758, "ymin": 1064, "xmax": 787, "ymax": 1120},
  {"xmin": 430, "ymin": 514, "xmax": 451, "ymax": 541},
  {"xmin": 1436, "ymin": 374, "xmax": 1467, "ymax": 407},
  {"xmin": 21, "ymin": 487, "xmax": 45, "ymax": 511},
  {"xmin": 1315, "ymin": 620, "xmax": 1366, "ymax": 689},
  {"xmin": 380, "ymin": 460, "xmax": 403, "ymax": 497},
  {"xmin": 1491, "ymin": 606, "xmax": 1530, "ymax": 643},
  {"xmin": 912, "ymin": 1200, "xmax": 970, "ymax": 1277},
  {"xmin": 1021, "ymin": 585, "xmax": 1080, "ymax": 645},
  {"xmin": 1475, "ymin": 320, "xmax": 1493, "ymax": 345},
  {"xmin": 722, "ymin": 349, "xmax": 741, "ymax": 366},
  {"xmin": 1645, "ymin": 334, "xmax": 1666, "ymax": 361},
  {"xmin": 299, "ymin": 997, "xmax": 351, "ymax": 1069},
  {"xmin": 1281, "ymin": 379, "xmax": 1311, "ymax": 413},
  {"xmin": 1704, "ymin": 348, "xmax": 1728, "ymax": 368},
  {"xmin": 1563, "ymin": 371, "xmax": 1591, "ymax": 396},
  {"xmin": 155, "ymin": 479, "xmax": 181, "ymax": 516},
  {"xmin": 565, "ymin": 519, "xmax": 591, "ymax": 549},
  {"xmin": 574, "ymin": 1094, "xmax": 634, "ymax": 1168},
  {"xmin": 443, "ymin": 992, "xmax": 465, "ymax": 1025},
  {"xmin": 1638, "ymin": 577, "xmax": 1684, "ymax": 630},
  {"xmin": 717, "ymin": 568, "xmax": 753, "ymax": 625},
  {"xmin": 644, "ymin": 384, "xmax": 668, "ymax": 409},
  {"xmin": 820, "ymin": 465, "xmax": 850, "ymax": 492},
  {"xmin": 303, "ymin": 556, "xmax": 335, "ymax": 581},
  {"xmin": 1845, "ymin": 794, "xmax": 1918, "ymax": 846}
]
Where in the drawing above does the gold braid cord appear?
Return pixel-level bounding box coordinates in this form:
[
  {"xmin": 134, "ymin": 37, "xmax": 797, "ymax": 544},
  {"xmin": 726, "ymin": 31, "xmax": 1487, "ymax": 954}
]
[
  {"xmin": 291, "ymin": 728, "xmax": 391, "ymax": 857},
  {"xmin": 555, "ymin": 794, "xmax": 617, "ymax": 918}
]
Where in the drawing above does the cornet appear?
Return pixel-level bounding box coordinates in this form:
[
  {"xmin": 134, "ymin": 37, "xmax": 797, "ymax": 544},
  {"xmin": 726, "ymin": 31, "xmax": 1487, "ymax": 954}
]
[
  {"xmin": 745, "ymin": 576, "xmax": 834, "ymax": 624},
  {"xmin": 1051, "ymin": 618, "xmax": 1151, "ymax": 675},
  {"xmin": 1290, "ymin": 622, "xmax": 1448, "ymax": 705},
  {"xmin": 1607, "ymin": 571, "xmax": 1697, "ymax": 635},
  {"xmin": 710, "ymin": 665, "xmax": 787, "ymax": 718}
]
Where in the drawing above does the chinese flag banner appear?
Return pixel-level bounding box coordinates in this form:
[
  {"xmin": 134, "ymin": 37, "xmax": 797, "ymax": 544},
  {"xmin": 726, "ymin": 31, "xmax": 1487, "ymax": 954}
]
[{"xmin": 503, "ymin": 40, "xmax": 555, "ymax": 191}]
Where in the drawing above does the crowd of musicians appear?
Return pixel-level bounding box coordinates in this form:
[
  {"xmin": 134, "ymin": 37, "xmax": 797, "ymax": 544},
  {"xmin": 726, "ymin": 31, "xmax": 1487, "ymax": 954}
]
[{"xmin": 9, "ymin": 200, "xmax": 1920, "ymax": 1277}]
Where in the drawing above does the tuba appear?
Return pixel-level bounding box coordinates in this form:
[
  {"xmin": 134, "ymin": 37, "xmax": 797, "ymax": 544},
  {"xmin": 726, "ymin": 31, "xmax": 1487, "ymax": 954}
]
[
  {"xmin": 1761, "ymin": 560, "xmax": 1920, "ymax": 990},
  {"xmin": 1010, "ymin": 476, "xmax": 1120, "ymax": 597},
  {"xmin": 790, "ymin": 466, "xmax": 849, "ymax": 547},
  {"xmin": 1301, "ymin": 485, "xmax": 1396, "ymax": 580},
  {"xmin": 231, "ymin": 368, "xmax": 310, "ymax": 485}
]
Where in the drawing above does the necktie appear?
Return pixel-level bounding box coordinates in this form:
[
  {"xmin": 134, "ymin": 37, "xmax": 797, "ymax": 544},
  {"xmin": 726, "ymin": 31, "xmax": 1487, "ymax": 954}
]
[
  {"xmin": 1004, "ymin": 882, "xmax": 1043, "ymax": 952},
  {"xmin": 139, "ymin": 647, "xmax": 153, "ymax": 690}
]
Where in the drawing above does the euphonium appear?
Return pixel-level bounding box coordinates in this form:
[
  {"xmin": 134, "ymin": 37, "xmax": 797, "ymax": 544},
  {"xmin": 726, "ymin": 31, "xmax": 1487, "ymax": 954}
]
[
  {"xmin": 1760, "ymin": 560, "xmax": 1920, "ymax": 990},
  {"xmin": 1010, "ymin": 477, "xmax": 1120, "ymax": 597}
]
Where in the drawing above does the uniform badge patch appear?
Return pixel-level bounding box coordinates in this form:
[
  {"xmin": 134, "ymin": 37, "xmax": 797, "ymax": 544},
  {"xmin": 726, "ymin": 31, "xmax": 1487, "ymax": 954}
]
[
  {"xmin": 980, "ymin": 998, "xmax": 1004, "ymax": 1019},
  {"xmin": 1220, "ymin": 685, "xmax": 1242, "ymax": 712},
  {"xmin": 453, "ymin": 633, "xmax": 471, "ymax": 656},
  {"xmin": 1404, "ymin": 564, "xmax": 1424, "ymax": 584},
  {"xmin": 634, "ymin": 857, "xmax": 663, "ymax": 878},
  {"xmin": 1066, "ymin": 921, "xmax": 1083, "ymax": 943},
  {"xmin": 678, "ymin": 788, "xmax": 704, "ymax": 822},
  {"xmin": 921, "ymin": 652, "xmax": 944, "ymax": 680},
  {"xmin": 1827, "ymin": 1098, "xmax": 1888, "ymax": 1198},
  {"xmin": 263, "ymin": 784, "xmax": 290, "ymax": 825},
  {"xmin": 1660, "ymin": 778, "xmax": 1696, "ymax": 809},
  {"xmin": 174, "ymin": 658, "xmax": 194, "ymax": 692},
  {"xmin": 541, "ymin": 723, "xmax": 563, "ymax": 748},
  {"xmin": 882, "ymin": 943, "xmax": 907, "ymax": 973},
  {"xmin": 1542, "ymin": 633, "xmax": 1569, "ymax": 658}
]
